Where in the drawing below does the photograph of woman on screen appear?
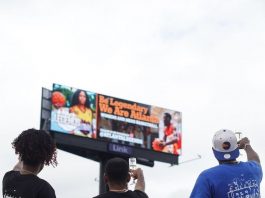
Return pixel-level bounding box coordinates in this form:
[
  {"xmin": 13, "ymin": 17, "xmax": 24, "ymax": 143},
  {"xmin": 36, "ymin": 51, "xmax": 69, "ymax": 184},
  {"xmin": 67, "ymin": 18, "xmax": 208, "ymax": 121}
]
[{"xmin": 69, "ymin": 89, "xmax": 93, "ymax": 136}]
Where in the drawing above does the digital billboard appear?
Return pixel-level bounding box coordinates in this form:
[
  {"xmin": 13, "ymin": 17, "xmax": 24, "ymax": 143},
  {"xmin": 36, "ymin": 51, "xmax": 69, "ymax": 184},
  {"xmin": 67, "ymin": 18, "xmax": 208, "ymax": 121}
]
[{"xmin": 50, "ymin": 83, "xmax": 182, "ymax": 157}]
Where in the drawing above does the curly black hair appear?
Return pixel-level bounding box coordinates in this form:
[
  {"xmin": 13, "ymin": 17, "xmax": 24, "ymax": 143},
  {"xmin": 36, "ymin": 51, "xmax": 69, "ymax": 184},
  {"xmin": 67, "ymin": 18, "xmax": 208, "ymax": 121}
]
[
  {"xmin": 70, "ymin": 89, "xmax": 90, "ymax": 108},
  {"xmin": 12, "ymin": 128, "xmax": 57, "ymax": 167}
]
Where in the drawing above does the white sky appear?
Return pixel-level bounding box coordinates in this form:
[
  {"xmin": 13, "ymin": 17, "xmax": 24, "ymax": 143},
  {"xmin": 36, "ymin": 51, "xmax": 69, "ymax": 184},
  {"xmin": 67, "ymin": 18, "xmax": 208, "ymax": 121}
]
[{"xmin": 0, "ymin": 0, "xmax": 265, "ymax": 197}]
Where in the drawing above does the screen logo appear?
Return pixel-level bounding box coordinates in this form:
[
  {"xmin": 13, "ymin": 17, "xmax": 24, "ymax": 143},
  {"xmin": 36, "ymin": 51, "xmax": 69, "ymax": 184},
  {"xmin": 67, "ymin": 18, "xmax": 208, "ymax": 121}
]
[{"xmin": 108, "ymin": 143, "xmax": 132, "ymax": 155}]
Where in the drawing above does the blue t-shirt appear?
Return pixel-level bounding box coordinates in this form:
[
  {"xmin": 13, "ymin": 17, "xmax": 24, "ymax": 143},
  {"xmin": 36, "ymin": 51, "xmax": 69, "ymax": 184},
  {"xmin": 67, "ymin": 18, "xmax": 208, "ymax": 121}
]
[{"xmin": 190, "ymin": 161, "xmax": 263, "ymax": 198}]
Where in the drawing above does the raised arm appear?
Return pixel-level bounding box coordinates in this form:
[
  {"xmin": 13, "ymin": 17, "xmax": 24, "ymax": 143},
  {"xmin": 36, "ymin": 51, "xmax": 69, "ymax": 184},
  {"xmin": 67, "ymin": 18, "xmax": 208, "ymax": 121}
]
[
  {"xmin": 132, "ymin": 168, "xmax": 145, "ymax": 192},
  {"xmin": 238, "ymin": 137, "xmax": 260, "ymax": 164}
]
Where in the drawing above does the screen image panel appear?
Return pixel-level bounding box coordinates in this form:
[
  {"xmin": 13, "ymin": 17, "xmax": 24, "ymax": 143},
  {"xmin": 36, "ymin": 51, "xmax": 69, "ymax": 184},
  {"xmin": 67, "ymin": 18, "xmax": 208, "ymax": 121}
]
[
  {"xmin": 97, "ymin": 94, "xmax": 182, "ymax": 155},
  {"xmin": 50, "ymin": 84, "xmax": 97, "ymax": 138},
  {"xmin": 150, "ymin": 106, "xmax": 182, "ymax": 155},
  {"xmin": 97, "ymin": 94, "xmax": 157, "ymax": 149}
]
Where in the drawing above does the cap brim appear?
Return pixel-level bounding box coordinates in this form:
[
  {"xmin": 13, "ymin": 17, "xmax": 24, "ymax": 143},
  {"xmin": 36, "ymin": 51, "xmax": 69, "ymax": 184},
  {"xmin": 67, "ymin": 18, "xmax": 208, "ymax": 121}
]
[{"xmin": 212, "ymin": 148, "xmax": 239, "ymax": 161}]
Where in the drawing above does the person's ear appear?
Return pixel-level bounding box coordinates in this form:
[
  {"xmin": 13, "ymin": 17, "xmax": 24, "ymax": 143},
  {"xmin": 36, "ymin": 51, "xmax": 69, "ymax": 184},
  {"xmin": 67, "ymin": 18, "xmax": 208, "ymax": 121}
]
[
  {"xmin": 126, "ymin": 173, "xmax": 131, "ymax": 183},
  {"xmin": 104, "ymin": 174, "xmax": 108, "ymax": 184}
]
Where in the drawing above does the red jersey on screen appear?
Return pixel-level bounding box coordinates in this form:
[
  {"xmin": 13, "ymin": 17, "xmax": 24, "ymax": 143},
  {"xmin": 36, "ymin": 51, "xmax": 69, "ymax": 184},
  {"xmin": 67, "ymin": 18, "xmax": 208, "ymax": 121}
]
[
  {"xmin": 164, "ymin": 124, "xmax": 180, "ymax": 155},
  {"xmin": 164, "ymin": 124, "xmax": 174, "ymax": 136}
]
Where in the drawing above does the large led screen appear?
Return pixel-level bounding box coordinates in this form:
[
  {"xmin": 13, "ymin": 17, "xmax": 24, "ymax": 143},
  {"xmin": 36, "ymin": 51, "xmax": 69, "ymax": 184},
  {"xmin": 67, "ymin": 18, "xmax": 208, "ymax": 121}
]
[{"xmin": 50, "ymin": 84, "xmax": 182, "ymax": 156}]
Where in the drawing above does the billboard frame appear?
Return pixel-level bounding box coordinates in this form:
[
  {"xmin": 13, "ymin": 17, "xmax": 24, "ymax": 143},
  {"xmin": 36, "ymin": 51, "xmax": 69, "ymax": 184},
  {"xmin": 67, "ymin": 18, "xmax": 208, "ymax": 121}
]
[{"xmin": 40, "ymin": 86, "xmax": 179, "ymax": 193}]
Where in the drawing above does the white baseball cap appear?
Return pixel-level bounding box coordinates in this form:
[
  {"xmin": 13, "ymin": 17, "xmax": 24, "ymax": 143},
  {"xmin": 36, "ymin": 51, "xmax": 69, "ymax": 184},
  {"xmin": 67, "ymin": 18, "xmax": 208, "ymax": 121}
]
[{"xmin": 212, "ymin": 129, "xmax": 239, "ymax": 161}]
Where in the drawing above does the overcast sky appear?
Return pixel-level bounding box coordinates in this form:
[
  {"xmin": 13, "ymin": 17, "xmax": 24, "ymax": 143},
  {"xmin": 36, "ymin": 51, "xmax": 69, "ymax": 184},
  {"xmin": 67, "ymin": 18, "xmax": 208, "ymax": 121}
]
[{"xmin": 1, "ymin": 0, "xmax": 265, "ymax": 197}]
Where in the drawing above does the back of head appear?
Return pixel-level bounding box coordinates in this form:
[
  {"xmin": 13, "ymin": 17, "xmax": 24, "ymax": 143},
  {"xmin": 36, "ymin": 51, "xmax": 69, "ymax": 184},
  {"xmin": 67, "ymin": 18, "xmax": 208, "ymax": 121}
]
[
  {"xmin": 12, "ymin": 128, "xmax": 57, "ymax": 167},
  {"xmin": 105, "ymin": 157, "xmax": 129, "ymax": 185},
  {"xmin": 212, "ymin": 129, "xmax": 239, "ymax": 161}
]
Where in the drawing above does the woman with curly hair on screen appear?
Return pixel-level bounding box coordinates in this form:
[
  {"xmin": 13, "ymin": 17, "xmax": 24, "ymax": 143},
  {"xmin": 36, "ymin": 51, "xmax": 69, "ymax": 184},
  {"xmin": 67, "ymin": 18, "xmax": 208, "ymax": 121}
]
[
  {"xmin": 70, "ymin": 89, "xmax": 93, "ymax": 136},
  {"xmin": 2, "ymin": 128, "xmax": 58, "ymax": 198}
]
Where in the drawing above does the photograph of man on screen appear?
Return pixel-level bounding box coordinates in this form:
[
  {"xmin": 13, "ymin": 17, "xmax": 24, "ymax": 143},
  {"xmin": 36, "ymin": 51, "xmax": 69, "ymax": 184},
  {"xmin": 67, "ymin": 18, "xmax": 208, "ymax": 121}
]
[{"xmin": 152, "ymin": 111, "xmax": 182, "ymax": 155}]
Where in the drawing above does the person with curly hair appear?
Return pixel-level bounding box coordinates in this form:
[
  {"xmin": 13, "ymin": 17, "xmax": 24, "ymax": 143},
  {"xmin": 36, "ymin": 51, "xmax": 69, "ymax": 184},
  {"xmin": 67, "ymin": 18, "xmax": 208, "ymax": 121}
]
[{"xmin": 2, "ymin": 128, "xmax": 58, "ymax": 198}]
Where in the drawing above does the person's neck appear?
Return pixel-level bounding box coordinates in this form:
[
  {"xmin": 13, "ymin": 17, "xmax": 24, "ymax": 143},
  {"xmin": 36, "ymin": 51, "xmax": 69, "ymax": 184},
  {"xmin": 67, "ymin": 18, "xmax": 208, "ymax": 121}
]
[
  {"xmin": 219, "ymin": 160, "xmax": 239, "ymax": 165},
  {"xmin": 108, "ymin": 184, "xmax": 128, "ymax": 192},
  {"xmin": 165, "ymin": 123, "xmax": 170, "ymax": 128},
  {"xmin": 78, "ymin": 104, "xmax": 86, "ymax": 112},
  {"xmin": 20, "ymin": 164, "xmax": 39, "ymax": 175}
]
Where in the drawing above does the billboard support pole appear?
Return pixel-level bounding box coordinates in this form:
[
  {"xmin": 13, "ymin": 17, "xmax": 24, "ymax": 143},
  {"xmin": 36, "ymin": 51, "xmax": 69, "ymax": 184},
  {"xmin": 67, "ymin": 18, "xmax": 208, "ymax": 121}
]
[{"xmin": 99, "ymin": 156, "xmax": 110, "ymax": 194}]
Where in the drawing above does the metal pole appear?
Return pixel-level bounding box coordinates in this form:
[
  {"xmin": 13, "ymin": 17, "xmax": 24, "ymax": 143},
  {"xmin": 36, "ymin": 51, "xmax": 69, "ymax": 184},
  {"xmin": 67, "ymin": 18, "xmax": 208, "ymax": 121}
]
[{"xmin": 99, "ymin": 156, "xmax": 109, "ymax": 194}]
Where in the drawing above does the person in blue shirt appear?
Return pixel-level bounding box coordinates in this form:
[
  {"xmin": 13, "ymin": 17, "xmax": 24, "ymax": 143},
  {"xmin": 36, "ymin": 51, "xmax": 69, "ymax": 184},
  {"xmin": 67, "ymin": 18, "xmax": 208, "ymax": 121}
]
[{"xmin": 190, "ymin": 129, "xmax": 262, "ymax": 198}]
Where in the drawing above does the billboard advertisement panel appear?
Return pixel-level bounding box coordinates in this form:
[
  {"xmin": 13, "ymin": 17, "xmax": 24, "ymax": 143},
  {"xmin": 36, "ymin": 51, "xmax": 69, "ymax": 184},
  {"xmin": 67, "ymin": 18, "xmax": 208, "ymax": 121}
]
[
  {"xmin": 50, "ymin": 84, "xmax": 182, "ymax": 156},
  {"xmin": 50, "ymin": 84, "xmax": 97, "ymax": 138}
]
